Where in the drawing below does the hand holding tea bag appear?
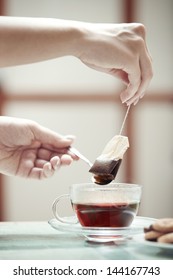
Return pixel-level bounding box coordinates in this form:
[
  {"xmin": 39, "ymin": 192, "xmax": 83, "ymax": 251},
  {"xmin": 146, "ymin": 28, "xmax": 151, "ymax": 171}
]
[{"xmin": 89, "ymin": 135, "xmax": 129, "ymax": 185}]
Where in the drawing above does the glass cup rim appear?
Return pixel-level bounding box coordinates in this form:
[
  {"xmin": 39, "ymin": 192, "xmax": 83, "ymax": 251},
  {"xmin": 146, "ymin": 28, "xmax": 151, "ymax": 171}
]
[{"xmin": 70, "ymin": 182, "xmax": 142, "ymax": 191}]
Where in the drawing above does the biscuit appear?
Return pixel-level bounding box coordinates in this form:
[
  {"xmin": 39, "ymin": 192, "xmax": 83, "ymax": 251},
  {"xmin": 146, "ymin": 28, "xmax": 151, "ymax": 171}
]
[
  {"xmin": 144, "ymin": 225, "xmax": 153, "ymax": 233},
  {"xmin": 151, "ymin": 218, "xmax": 173, "ymax": 233},
  {"xmin": 144, "ymin": 230, "xmax": 163, "ymax": 241},
  {"xmin": 158, "ymin": 232, "xmax": 173, "ymax": 244}
]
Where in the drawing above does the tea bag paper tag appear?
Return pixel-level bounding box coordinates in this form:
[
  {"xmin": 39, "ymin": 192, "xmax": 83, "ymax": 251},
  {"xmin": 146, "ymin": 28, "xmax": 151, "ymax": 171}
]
[{"xmin": 98, "ymin": 135, "xmax": 129, "ymax": 160}]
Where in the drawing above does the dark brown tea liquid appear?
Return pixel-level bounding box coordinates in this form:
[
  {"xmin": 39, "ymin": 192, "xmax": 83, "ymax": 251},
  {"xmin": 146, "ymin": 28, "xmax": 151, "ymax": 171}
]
[{"xmin": 72, "ymin": 202, "xmax": 139, "ymax": 227}]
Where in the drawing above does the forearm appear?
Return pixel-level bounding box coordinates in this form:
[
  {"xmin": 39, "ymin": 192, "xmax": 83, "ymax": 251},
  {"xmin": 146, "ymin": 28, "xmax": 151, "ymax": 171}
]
[
  {"xmin": 0, "ymin": 16, "xmax": 84, "ymax": 67},
  {"xmin": 0, "ymin": 17, "xmax": 153, "ymax": 105}
]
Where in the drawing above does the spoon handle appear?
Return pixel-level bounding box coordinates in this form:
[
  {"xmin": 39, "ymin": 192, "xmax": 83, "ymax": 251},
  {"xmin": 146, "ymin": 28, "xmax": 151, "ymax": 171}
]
[{"xmin": 69, "ymin": 147, "xmax": 93, "ymax": 167}]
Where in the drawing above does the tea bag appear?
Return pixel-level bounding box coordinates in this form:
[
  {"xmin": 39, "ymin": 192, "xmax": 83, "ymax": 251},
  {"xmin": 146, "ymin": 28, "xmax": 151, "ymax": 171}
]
[{"xmin": 89, "ymin": 135, "xmax": 129, "ymax": 185}]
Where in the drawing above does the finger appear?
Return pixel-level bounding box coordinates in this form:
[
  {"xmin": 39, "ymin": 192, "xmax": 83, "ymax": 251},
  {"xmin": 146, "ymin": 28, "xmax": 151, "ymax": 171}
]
[
  {"xmin": 35, "ymin": 159, "xmax": 47, "ymax": 168},
  {"xmin": 136, "ymin": 50, "xmax": 153, "ymax": 96},
  {"xmin": 29, "ymin": 159, "xmax": 60, "ymax": 179},
  {"xmin": 33, "ymin": 123, "xmax": 75, "ymax": 148},
  {"xmin": 125, "ymin": 55, "xmax": 153, "ymax": 105},
  {"xmin": 50, "ymin": 156, "xmax": 61, "ymax": 170},
  {"xmin": 40, "ymin": 155, "xmax": 73, "ymax": 179},
  {"xmin": 120, "ymin": 64, "xmax": 141, "ymax": 104},
  {"xmin": 126, "ymin": 96, "xmax": 140, "ymax": 106},
  {"xmin": 120, "ymin": 79, "xmax": 140, "ymax": 104},
  {"xmin": 60, "ymin": 154, "xmax": 73, "ymax": 165},
  {"xmin": 110, "ymin": 69, "xmax": 129, "ymax": 84},
  {"xmin": 35, "ymin": 158, "xmax": 60, "ymax": 173},
  {"xmin": 42, "ymin": 162, "xmax": 54, "ymax": 178},
  {"xmin": 82, "ymin": 61, "xmax": 130, "ymax": 85},
  {"xmin": 37, "ymin": 147, "xmax": 77, "ymax": 165},
  {"xmin": 37, "ymin": 148, "xmax": 52, "ymax": 161},
  {"xmin": 27, "ymin": 167, "xmax": 44, "ymax": 180},
  {"xmin": 133, "ymin": 97, "xmax": 140, "ymax": 106},
  {"xmin": 132, "ymin": 60, "xmax": 152, "ymax": 103},
  {"xmin": 38, "ymin": 146, "xmax": 70, "ymax": 155},
  {"xmin": 67, "ymin": 149, "xmax": 80, "ymax": 160},
  {"xmin": 128, "ymin": 48, "xmax": 153, "ymax": 104}
]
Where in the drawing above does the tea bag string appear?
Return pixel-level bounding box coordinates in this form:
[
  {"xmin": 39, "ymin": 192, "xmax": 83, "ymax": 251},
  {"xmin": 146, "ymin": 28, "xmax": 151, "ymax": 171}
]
[{"xmin": 119, "ymin": 105, "xmax": 131, "ymax": 135}]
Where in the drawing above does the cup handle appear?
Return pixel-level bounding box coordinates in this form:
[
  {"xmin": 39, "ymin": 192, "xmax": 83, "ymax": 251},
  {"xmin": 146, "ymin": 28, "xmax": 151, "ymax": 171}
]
[{"xmin": 52, "ymin": 194, "xmax": 78, "ymax": 224}]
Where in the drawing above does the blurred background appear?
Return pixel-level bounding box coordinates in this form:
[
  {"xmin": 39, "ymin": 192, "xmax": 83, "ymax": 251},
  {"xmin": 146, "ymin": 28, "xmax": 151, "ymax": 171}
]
[{"xmin": 0, "ymin": 0, "xmax": 172, "ymax": 221}]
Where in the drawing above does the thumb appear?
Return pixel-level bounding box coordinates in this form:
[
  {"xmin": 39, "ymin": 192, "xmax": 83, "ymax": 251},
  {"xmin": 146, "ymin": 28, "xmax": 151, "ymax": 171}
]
[{"xmin": 33, "ymin": 123, "xmax": 75, "ymax": 148}]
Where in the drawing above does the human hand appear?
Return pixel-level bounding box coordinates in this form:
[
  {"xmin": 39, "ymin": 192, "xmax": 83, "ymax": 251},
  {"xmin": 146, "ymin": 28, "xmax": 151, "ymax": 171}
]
[
  {"xmin": 0, "ymin": 117, "xmax": 78, "ymax": 179},
  {"xmin": 77, "ymin": 23, "xmax": 153, "ymax": 105},
  {"xmin": 0, "ymin": 18, "xmax": 152, "ymax": 105}
]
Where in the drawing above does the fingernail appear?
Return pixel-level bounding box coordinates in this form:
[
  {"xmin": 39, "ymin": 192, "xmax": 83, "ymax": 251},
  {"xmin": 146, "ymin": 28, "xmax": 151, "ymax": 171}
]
[
  {"xmin": 140, "ymin": 93, "xmax": 144, "ymax": 99},
  {"xmin": 65, "ymin": 135, "xmax": 76, "ymax": 141}
]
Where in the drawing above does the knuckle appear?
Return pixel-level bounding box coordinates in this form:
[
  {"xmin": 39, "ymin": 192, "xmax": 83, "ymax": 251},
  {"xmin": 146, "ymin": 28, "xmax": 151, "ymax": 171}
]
[{"xmin": 132, "ymin": 23, "xmax": 146, "ymax": 39}]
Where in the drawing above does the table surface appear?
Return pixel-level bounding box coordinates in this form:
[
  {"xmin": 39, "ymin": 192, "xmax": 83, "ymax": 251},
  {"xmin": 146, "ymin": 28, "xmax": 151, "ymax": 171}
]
[{"xmin": 0, "ymin": 221, "xmax": 172, "ymax": 260}]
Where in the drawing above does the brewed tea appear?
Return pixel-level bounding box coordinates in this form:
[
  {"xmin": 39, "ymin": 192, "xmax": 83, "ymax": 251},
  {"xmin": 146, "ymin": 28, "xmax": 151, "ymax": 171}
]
[{"xmin": 72, "ymin": 202, "xmax": 139, "ymax": 227}]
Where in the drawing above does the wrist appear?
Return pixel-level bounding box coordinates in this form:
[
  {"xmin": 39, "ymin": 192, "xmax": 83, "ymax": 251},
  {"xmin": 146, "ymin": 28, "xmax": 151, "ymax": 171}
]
[
  {"xmin": 52, "ymin": 19, "xmax": 88, "ymax": 58},
  {"xmin": 61, "ymin": 20, "xmax": 91, "ymax": 58}
]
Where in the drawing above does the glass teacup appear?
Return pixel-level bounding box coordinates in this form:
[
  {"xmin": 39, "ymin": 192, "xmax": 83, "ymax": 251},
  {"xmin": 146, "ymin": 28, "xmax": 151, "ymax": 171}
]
[{"xmin": 52, "ymin": 183, "xmax": 142, "ymax": 228}]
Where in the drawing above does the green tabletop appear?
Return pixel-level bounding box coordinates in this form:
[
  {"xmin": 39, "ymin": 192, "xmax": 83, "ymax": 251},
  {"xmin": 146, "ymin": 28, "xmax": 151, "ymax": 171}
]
[{"xmin": 0, "ymin": 221, "xmax": 172, "ymax": 260}]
